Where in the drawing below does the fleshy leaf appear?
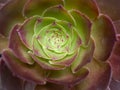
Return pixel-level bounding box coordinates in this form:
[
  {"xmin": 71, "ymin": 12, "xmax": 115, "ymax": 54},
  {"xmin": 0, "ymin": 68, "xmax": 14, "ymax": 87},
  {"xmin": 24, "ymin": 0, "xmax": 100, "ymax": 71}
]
[
  {"xmin": 23, "ymin": 0, "xmax": 64, "ymax": 17},
  {"xmin": 29, "ymin": 52, "xmax": 65, "ymax": 70},
  {"xmin": 17, "ymin": 16, "xmax": 38, "ymax": 49},
  {"xmin": 64, "ymin": 0, "xmax": 99, "ymax": 20},
  {"xmin": 0, "ymin": 0, "xmax": 25, "ymax": 36},
  {"xmin": 32, "ymin": 36, "xmax": 50, "ymax": 59},
  {"xmin": 96, "ymin": 0, "xmax": 120, "ymax": 21},
  {"xmin": 56, "ymin": 20, "xmax": 73, "ymax": 37},
  {"xmin": 70, "ymin": 10, "xmax": 91, "ymax": 46},
  {"xmin": 0, "ymin": 59, "xmax": 24, "ymax": 90},
  {"xmin": 56, "ymin": 20, "xmax": 78, "ymax": 53},
  {"xmin": 9, "ymin": 24, "xmax": 34, "ymax": 64},
  {"xmin": 75, "ymin": 59, "xmax": 111, "ymax": 90},
  {"xmin": 69, "ymin": 28, "xmax": 81, "ymax": 52},
  {"xmin": 43, "ymin": 45, "xmax": 67, "ymax": 61},
  {"xmin": 49, "ymin": 51, "xmax": 77, "ymax": 67},
  {"xmin": 71, "ymin": 38, "xmax": 95, "ymax": 73},
  {"xmin": 91, "ymin": 15, "xmax": 116, "ymax": 61},
  {"xmin": 2, "ymin": 49, "xmax": 46, "ymax": 85},
  {"xmin": 42, "ymin": 5, "xmax": 74, "ymax": 25},
  {"xmin": 109, "ymin": 40, "xmax": 120, "ymax": 81},
  {"xmin": 0, "ymin": 34, "xmax": 8, "ymax": 53},
  {"xmin": 34, "ymin": 17, "xmax": 56, "ymax": 34},
  {"xmin": 47, "ymin": 67, "xmax": 89, "ymax": 88}
]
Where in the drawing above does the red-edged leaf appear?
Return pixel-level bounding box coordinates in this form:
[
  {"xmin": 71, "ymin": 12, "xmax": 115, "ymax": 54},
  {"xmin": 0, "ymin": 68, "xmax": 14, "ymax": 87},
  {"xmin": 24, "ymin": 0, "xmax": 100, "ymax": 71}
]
[
  {"xmin": 9, "ymin": 24, "xmax": 34, "ymax": 64},
  {"xmin": 2, "ymin": 49, "xmax": 47, "ymax": 85},
  {"xmin": 64, "ymin": 0, "xmax": 99, "ymax": 20},
  {"xmin": 17, "ymin": 16, "xmax": 38, "ymax": 50},
  {"xmin": 42, "ymin": 5, "xmax": 74, "ymax": 25},
  {"xmin": 69, "ymin": 10, "xmax": 91, "ymax": 46},
  {"xmin": 109, "ymin": 40, "xmax": 120, "ymax": 81},
  {"xmin": 47, "ymin": 67, "xmax": 89, "ymax": 87},
  {"xmin": 75, "ymin": 59, "xmax": 111, "ymax": 90},
  {"xmin": 71, "ymin": 38, "xmax": 95, "ymax": 73},
  {"xmin": 91, "ymin": 15, "xmax": 116, "ymax": 61},
  {"xmin": 23, "ymin": 0, "xmax": 64, "ymax": 17},
  {"xmin": 0, "ymin": 59, "xmax": 24, "ymax": 90}
]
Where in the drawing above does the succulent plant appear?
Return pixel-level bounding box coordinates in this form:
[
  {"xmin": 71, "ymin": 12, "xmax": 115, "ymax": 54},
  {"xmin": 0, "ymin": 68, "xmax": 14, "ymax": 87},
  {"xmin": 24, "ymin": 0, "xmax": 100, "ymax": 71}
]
[{"xmin": 0, "ymin": 0, "xmax": 120, "ymax": 90}]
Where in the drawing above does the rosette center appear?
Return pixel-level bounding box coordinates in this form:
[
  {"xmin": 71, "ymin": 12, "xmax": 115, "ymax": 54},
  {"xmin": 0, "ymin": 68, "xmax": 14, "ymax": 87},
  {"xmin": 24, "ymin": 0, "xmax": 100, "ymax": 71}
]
[{"xmin": 48, "ymin": 29, "xmax": 65, "ymax": 49}]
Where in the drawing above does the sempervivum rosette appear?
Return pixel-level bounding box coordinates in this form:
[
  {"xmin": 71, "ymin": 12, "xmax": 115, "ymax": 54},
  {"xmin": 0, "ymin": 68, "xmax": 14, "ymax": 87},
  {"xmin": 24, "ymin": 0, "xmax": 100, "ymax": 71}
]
[{"xmin": 0, "ymin": 0, "xmax": 117, "ymax": 90}]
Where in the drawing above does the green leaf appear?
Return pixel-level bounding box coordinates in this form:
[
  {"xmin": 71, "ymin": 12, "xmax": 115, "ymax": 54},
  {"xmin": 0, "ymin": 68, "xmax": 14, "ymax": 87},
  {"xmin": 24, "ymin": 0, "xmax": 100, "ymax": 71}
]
[
  {"xmin": 70, "ymin": 10, "xmax": 91, "ymax": 46},
  {"xmin": 42, "ymin": 5, "xmax": 75, "ymax": 25},
  {"xmin": 32, "ymin": 36, "xmax": 50, "ymax": 59},
  {"xmin": 34, "ymin": 17, "xmax": 56, "ymax": 34},
  {"xmin": 17, "ymin": 16, "xmax": 39, "ymax": 50},
  {"xmin": 29, "ymin": 52, "xmax": 65, "ymax": 70},
  {"xmin": 23, "ymin": 0, "xmax": 64, "ymax": 17},
  {"xmin": 71, "ymin": 38, "xmax": 95, "ymax": 73},
  {"xmin": 49, "ymin": 50, "xmax": 77, "ymax": 67}
]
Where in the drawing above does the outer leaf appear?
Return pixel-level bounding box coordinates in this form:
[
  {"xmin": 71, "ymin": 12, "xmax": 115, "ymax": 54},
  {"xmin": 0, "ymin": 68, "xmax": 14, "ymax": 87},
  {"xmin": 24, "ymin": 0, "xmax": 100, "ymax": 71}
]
[
  {"xmin": 9, "ymin": 24, "xmax": 34, "ymax": 64},
  {"xmin": 0, "ymin": 0, "xmax": 25, "ymax": 36},
  {"xmin": 109, "ymin": 37, "xmax": 120, "ymax": 81},
  {"xmin": 0, "ymin": 59, "xmax": 24, "ymax": 90},
  {"xmin": 64, "ymin": 0, "xmax": 99, "ymax": 20},
  {"xmin": 23, "ymin": 0, "xmax": 64, "ymax": 17},
  {"xmin": 2, "ymin": 49, "xmax": 47, "ymax": 85},
  {"xmin": 0, "ymin": 34, "xmax": 8, "ymax": 53},
  {"xmin": 91, "ymin": 15, "xmax": 116, "ymax": 61},
  {"xmin": 96, "ymin": 0, "xmax": 120, "ymax": 21},
  {"xmin": 47, "ymin": 67, "xmax": 89, "ymax": 88},
  {"xmin": 75, "ymin": 59, "xmax": 111, "ymax": 90},
  {"xmin": 71, "ymin": 38, "xmax": 95, "ymax": 73}
]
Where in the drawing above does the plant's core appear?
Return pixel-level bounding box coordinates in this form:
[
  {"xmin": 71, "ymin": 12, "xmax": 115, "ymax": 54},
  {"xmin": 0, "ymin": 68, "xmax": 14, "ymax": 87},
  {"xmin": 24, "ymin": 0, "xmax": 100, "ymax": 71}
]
[{"xmin": 48, "ymin": 30, "xmax": 66, "ymax": 48}]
